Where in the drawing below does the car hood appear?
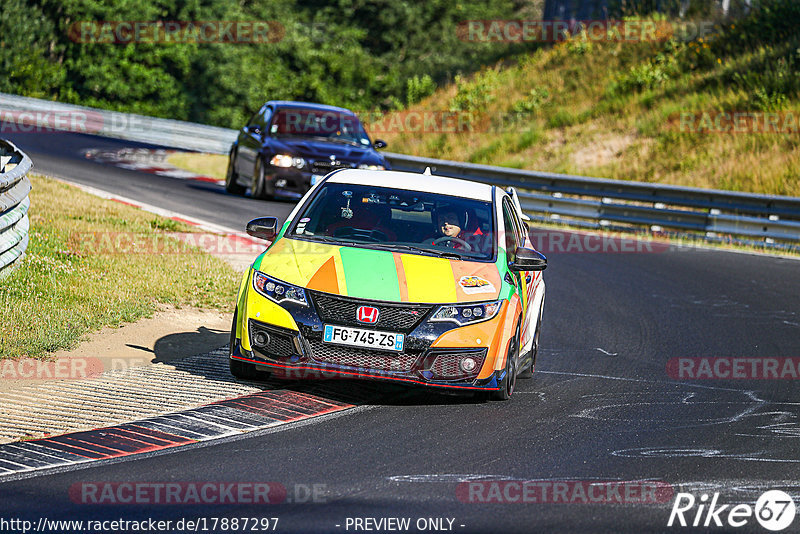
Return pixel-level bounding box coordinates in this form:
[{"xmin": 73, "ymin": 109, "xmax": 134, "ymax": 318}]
[
  {"xmin": 267, "ymin": 137, "xmax": 380, "ymax": 163},
  {"xmin": 253, "ymin": 238, "xmax": 501, "ymax": 304}
]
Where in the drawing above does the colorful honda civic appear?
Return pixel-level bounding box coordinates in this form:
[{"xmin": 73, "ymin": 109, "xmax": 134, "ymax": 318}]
[{"xmin": 229, "ymin": 169, "xmax": 547, "ymax": 399}]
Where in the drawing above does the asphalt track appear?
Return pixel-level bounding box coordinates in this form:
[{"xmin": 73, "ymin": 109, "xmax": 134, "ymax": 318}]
[{"xmin": 2, "ymin": 129, "xmax": 800, "ymax": 533}]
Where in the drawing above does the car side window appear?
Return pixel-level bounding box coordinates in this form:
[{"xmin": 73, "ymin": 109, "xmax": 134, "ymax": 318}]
[
  {"xmin": 246, "ymin": 108, "xmax": 261, "ymax": 128},
  {"xmin": 262, "ymin": 106, "xmax": 273, "ymax": 131},
  {"xmin": 502, "ymin": 199, "xmax": 519, "ymax": 263}
]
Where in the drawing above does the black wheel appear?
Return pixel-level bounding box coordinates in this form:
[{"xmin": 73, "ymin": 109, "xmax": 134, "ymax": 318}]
[
  {"xmin": 251, "ymin": 158, "xmax": 271, "ymax": 200},
  {"xmin": 225, "ymin": 149, "xmax": 246, "ymax": 195},
  {"xmin": 518, "ymin": 305, "xmax": 542, "ymax": 379},
  {"xmin": 491, "ymin": 323, "xmax": 520, "ymax": 401},
  {"xmin": 230, "ymin": 357, "xmax": 261, "ymax": 380}
]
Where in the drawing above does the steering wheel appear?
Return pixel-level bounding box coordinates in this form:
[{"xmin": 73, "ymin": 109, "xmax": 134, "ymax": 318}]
[
  {"xmin": 432, "ymin": 236, "xmax": 472, "ymax": 251},
  {"xmin": 333, "ymin": 227, "xmax": 388, "ymax": 242}
]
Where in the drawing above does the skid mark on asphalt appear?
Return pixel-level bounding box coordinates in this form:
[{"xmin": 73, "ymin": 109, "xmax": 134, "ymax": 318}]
[
  {"xmin": 538, "ymin": 369, "xmax": 800, "ymax": 464},
  {"xmin": 83, "ymin": 147, "xmax": 224, "ymax": 186}
]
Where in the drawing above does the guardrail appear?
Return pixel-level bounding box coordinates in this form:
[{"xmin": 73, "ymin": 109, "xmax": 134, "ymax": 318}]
[
  {"xmin": 0, "ymin": 93, "xmax": 235, "ymax": 154},
  {"xmin": 384, "ymin": 154, "xmax": 800, "ymax": 246},
  {"xmin": 0, "ymin": 139, "xmax": 32, "ymax": 276},
  {"xmin": 2, "ymin": 92, "xmax": 799, "ymax": 246}
]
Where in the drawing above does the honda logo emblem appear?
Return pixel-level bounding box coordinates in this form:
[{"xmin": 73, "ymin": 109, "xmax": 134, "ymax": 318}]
[{"xmin": 356, "ymin": 306, "xmax": 379, "ymax": 324}]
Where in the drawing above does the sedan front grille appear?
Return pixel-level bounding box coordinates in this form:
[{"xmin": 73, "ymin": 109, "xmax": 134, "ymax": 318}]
[
  {"xmin": 309, "ymin": 292, "xmax": 431, "ymax": 333},
  {"xmin": 310, "ymin": 160, "xmax": 350, "ymax": 175},
  {"xmin": 307, "ymin": 339, "xmax": 419, "ymax": 372}
]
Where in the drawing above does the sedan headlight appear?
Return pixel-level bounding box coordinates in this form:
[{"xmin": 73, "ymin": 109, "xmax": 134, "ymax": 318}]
[
  {"xmin": 430, "ymin": 300, "xmax": 502, "ymax": 326},
  {"xmin": 253, "ymin": 271, "xmax": 308, "ymax": 306},
  {"xmin": 270, "ymin": 154, "xmax": 305, "ymax": 169},
  {"xmin": 357, "ymin": 164, "xmax": 385, "ymax": 171}
]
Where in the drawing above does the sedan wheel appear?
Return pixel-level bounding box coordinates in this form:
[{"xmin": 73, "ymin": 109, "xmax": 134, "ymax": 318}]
[
  {"xmin": 225, "ymin": 150, "xmax": 246, "ymax": 195},
  {"xmin": 251, "ymin": 159, "xmax": 271, "ymax": 200}
]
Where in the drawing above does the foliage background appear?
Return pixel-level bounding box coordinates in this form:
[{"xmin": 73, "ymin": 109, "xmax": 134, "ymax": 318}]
[{"xmin": 0, "ymin": 0, "xmax": 542, "ymax": 127}]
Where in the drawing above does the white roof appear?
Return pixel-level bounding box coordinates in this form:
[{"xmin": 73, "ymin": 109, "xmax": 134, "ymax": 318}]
[{"xmin": 327, "ymin": 169, "xmax": 494, "ymax": 202}]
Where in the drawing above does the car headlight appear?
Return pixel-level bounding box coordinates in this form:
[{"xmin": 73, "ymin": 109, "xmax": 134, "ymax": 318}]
[
  {"xmin": 430, "ymin": 300, "xmax": 502, "ymax": 326},
  {"xmin": 253, "ymin": 271, "xmax": 308, "ymax": 306},
  {"xmin": 270, "ymin": 154, "xmax": 305, "ymax": 169},
  {"xmin": 357, "ymin": 164, "xmax": 385, "ymax": 171}
]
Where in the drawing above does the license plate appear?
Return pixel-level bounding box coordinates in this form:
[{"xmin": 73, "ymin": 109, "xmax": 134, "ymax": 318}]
[
  {"xmin": 323, "ymin": 324, "xmax": 404, "ymax": 352},
  {"xmin": 311, "ymin": 174, "xmax": 324, "ymax": 185}
]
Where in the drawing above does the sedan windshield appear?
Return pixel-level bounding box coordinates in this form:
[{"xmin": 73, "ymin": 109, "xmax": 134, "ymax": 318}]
[
  {"xmin": 269, "ymin": 108, "xmax": 371, "ymax": 146},
  {"xmin": 288, "ymin": 182, "xmax": 496, "ymax": 261}
]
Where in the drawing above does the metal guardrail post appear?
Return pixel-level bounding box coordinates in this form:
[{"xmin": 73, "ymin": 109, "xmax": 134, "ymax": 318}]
[{"xmin": 0, "ymin": 139, "xmax": 32, "ymax": 276}]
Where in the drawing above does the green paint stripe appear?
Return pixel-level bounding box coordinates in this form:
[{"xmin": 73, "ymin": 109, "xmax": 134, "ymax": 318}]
[{"xmin": 339, "ymin": 247, "xmax": 400, "ymax": 301}]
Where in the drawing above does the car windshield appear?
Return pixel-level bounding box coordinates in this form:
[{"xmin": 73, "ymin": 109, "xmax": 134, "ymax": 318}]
[
  {"xmin": 269, "ymin": 108, "xmax": 371, "ymax": 146},
  {"xmin": 288, "ymin": 182, "xmax": 496, "ymax": 261}
]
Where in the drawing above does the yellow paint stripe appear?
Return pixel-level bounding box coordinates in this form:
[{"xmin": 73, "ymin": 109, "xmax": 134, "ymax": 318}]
[{"xmin": 401, "ymin": 255, "xmax": 457, "ymax": 303}]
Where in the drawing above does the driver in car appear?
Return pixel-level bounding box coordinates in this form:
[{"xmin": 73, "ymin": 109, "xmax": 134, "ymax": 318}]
[{"xmin": 429, "ymin": 208, "xmax": 484, "ymax": 250}]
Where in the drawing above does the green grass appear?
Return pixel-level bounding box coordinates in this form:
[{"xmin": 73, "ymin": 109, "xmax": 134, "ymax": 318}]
[
  {"xmin": 166, "ymin": 152, "xmax": 228, "ymax": 181},
  {"xmin": 0, "ymin": 175, "xmax": 239, "ymax": 359},
  {"xmin": 382, "ymin": 3, "xmax": 800, "ymax": 197}
]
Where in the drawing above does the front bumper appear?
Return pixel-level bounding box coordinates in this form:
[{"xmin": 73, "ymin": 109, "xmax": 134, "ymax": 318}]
[
  {"xmin": 263, "ymin": 168, "xmax": 315, "ymax": 200},
  {"xmin": 231, "ymin": 291, "xmax": 504, "ymax": 391},
  {"xmin": 264, "ymin": 161, "xmax": 388, "ymax": 199}
]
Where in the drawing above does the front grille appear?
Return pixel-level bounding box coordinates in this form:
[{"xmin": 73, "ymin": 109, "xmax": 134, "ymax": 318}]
[
  {"xmin": 429, "ymin": 349, "xmax": 487, "ymax": 380},
  {"xmin": 307, "ymin": 339, "xmax": 419, "ymax": 372},
  {"xmin": 249, "ymin": 320, "xmax": 298, "ymax": 359},
  {"xmin": 310, "ymin": 160, "xmax": 350, "ymax": 175},
  {"xmin": 310, "ymin": 292, "xmax": 431, "ymax": 333}
]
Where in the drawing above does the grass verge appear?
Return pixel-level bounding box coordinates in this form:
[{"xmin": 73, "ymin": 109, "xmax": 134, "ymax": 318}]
[
  {"xmin": 167, "ymin": 152, "xmax": 228, "ymax": 180},
  {"xmin": 380, "ymin": 5, "xmax": 800, "ymax": 196},
  {"xmin": 0, "ymin": 174, "xmax": 239, "ymax": 359}
]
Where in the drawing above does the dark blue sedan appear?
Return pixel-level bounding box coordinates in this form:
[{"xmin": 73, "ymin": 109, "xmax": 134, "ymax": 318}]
[{"xmin": 226, "ymin": 101, "xmax": 389, "ymax": 200}]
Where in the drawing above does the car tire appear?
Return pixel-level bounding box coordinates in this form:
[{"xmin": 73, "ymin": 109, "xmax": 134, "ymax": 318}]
[
  {"xmin": 225, "ymin": 149, "xmax": 246, "ymax": 195},
  {"xmin": 491, "ymin": 322, "xmax": 520, "ymax": 401},
  {"xmin": 230, "ymin": 357, "xmax": 262, "ymax": 380},
  {"xmin": 518, "ymin": 305, "xmax": 542, "ymax": 379},
  {"xmin": 251, "ymin": 158, "xmax": 272, "ymax": 200}
]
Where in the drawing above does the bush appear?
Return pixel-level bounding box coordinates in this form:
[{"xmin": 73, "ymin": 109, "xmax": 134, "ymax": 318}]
[
  {"xmin": 449, "ymin": 73, "xmax": 497, "ymax": 112},
  {"xmin": 512, "ymin": 87, "xmax": 551, "ymax": 113},
  {"xmin": 406, "ymin": 74, "xmax": 436, "ymax": 105}
]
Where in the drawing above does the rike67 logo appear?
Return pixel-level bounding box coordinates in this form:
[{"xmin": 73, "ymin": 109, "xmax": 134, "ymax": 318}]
[{"xmin": 668, "ymin": 490, "xmax": 796, "ymax": 531}]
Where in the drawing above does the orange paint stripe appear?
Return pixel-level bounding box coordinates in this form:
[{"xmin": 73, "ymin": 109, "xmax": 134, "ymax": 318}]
[{"xmin": 393, "ymin": 253, "xmax": 409, "ymax": 302}]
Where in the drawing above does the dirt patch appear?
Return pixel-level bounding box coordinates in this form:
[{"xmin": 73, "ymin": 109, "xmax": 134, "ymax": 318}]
[
  {"xmin": 0, "ymin": 305, "xmax": 231, "ymax": 393},
  {"xmin": 570, "ymin": 133, "xmax": 636, "ymax": 169}
]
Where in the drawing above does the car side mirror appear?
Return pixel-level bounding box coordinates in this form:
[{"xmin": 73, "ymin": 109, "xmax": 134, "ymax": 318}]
[
  {"xmin": 246, "ymin": 217, "xmax": 278, "ymax": 241},
  {"xmin": 509, "ymin": 247, "xmax": 547, "ymax": 271},
  {"xmin": 373, "ymin": 139, "xmax": 387, "ymax": 149}
]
